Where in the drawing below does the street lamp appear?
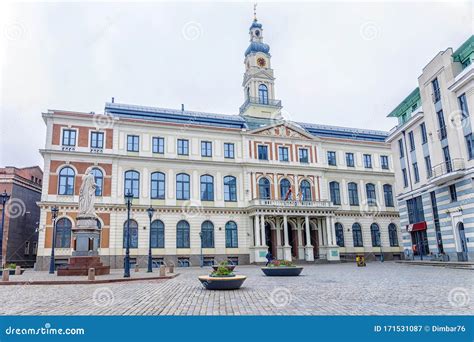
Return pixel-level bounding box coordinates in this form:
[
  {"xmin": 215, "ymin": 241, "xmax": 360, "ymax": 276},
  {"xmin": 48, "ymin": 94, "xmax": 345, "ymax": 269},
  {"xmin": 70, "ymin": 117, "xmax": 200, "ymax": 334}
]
[
  {"xmin": 146, "ymin": 206, "xmax": 156, "ymax": 273},
  {"xmin": 124, "ymin": 191, "xmax": 134, "ymax": 278},
  {"xmin": 377, "ymin": 231, "xmax": 384, "ymax": 262},
  {"xmin": 49, "ymin": 206, "xmax": 59, "ymax": 274},
  {"xmin": 0, "ymin": 190, "xmax": 11, "ymax": 269},
  {"xmin": 199, "ymin": 231, "xmax": 203, "ymax": 268}
]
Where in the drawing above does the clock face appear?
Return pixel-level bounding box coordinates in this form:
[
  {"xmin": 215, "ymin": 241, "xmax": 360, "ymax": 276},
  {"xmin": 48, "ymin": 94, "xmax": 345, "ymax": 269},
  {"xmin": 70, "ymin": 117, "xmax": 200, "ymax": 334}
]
[{"xmin": 257, "ymin": 57, "xmax": 266, "ymax": 67}]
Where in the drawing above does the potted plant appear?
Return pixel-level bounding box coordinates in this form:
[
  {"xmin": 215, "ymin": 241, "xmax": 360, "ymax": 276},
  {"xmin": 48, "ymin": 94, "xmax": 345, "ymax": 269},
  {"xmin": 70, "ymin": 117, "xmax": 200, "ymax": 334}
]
[
  {"xmin": 211, "ymin": 260, "xmax": 236, "ymax": 272},
  {"xmin": 261, "ymin": 259, "xmax": 303, "ymax": 276},
  {"xmin": 0, "ymin": 263, "xmax": 24, "ymax": 276},
  {"xmin": 198, "ymin": 264, "xmax": 246, "ymax": 290}
]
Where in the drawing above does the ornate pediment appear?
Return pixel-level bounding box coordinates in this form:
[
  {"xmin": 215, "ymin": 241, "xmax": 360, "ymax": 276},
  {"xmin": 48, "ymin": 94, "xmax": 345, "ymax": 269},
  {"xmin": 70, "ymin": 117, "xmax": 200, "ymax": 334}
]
[{"xmin": 252, "ymin": 123, "xmax": 315, "ymax": 140}]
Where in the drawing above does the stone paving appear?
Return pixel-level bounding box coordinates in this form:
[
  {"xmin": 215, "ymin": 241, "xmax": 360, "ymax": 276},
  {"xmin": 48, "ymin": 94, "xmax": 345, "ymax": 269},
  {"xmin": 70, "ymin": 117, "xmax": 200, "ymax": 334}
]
[{"xmin": 0, "ymin": 262, "xmax": 472, "ymax": 315}]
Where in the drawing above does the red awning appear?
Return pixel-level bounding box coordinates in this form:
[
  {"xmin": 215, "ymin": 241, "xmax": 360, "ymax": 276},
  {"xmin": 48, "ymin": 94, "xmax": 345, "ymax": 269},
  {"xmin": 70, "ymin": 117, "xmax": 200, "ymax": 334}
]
[{"xmin": 407, "ymin": 221, "xmax": 427, "ymax": 232}]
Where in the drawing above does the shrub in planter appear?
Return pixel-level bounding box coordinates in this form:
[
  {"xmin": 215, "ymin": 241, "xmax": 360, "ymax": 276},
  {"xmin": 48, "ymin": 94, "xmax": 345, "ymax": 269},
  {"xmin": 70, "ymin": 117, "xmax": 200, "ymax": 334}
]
[
  {"xmin": 261, "ymin": 259, "xmax": 303, "ymax": 276},
  {"xmin": 211, "ymin": 260, "xmax": 236, "ymax": 272},
  {"xmin": 198, "ymin": 264, "xmax": 246, "ymax": 290}
]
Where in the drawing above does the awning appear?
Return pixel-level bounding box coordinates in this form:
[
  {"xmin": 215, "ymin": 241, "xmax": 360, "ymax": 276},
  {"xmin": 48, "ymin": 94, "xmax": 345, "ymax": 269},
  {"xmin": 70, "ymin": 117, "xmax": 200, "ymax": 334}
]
[{"xmin": 407, "ymin": 221, "xmax": 427, "ymax": 232}]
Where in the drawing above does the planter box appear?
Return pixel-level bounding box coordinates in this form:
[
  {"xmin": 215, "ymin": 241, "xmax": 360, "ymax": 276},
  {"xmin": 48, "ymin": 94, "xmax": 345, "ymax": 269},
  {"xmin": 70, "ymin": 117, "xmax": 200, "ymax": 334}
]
[
  {"xmin": 211, "ymin": 265, "xmax": 236, "ymax": 272},
  {"xmin": 0, "ymin": 269, "xmax": 25, "ymax": 276},
  {"xmin": 261, "ymin": 266, "xmax": 303, "ymax": 276},
  {"xmin": 198, "ymin": 275, "xmax": 246, "ymax": 290}
]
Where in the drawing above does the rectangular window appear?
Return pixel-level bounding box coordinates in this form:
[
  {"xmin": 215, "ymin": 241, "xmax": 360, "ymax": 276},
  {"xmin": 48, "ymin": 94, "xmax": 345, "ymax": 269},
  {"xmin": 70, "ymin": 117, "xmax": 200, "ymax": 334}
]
[
  {"xmin": 449, "ymin": 184, "xmax": 457, "ymax": 202},
  {"xmin": 127, "ymin": 135, "xmax": 139, "ymax": 152},
  {"xmin": 279, "ymin": 146, "xmax": 289, "ymax": 162},
  {"xmin": 327, "ymin": 151, "xmax": 336, "ymax": 166},
  {"xmin": 24, "ymin": 241, "xmax": 30, "ymax": 255},
  {"xmin": 258, "ymin": 145, "xmax": 268, "ymax": 160},
  {"xmin": 465, "ymin": 134, "xmax": 474, "ymax": 160},
  {"xmin": 90, "ymin": 131, "xmax": 104, "ymax": 149},
  {"xmin": 402, "ymin": 168, "xmax": 408, "ymax": 188},
  {"xmin": 299, "ymin": 148, "xmax": 309, "ymax": 163},
  {"xmin": 437, "ymin": 110, "xmax": 447, "ymax": 140},
  {"xmin": 152, "ymin": 137, "xmax": 164, "ymax": 154},
  {"xmin": 363, "ymin": 154, "xmax": 372, "ymax": 168},
  {"xmin": 458, "ymin": 93, "xmax": 470, "ymax": 118},
  {"xmin": 398, "ymin": 139, "xmax": 404, "ymax": 158},
  {"xmin": 413, "ymin": 162, "xmax": 420, "ymax": 183},
  {"xmin": 430, "ymin": 191, "xmax": 444, "ymax": 253},
  {"xmin": 201, "ymin": 141, "xmax": 212, "ymax": 157},
  {"xmin": 443, "ymin": 146, "xmax": 451, "ymax": 173},
  {"xmin": 177, "ymin": 139, "xmax": 189, "ymax": 155},
  {"xmin": 432, "ymin": 78, "xmax": 441, "ymax": 103},
  {"xmin": 346, "ymin": 153, "xmax": 355, "ymax": 167},
  {"xmin": 408, "ymin": 131, "xmax": 415, "ymax": 151},
  {"xmin": 224, "ymin": 143, "xmax": 235, "ymax": 159},
  {"xmin": 380, "ymin": 155, "xmax": 389, "ymax": 170},
  {"xmin": 420, "ymin": 123, "xmax": 428, "ymax": 144},
  {"xmin": 406, "ymin": 196, "xmax": 425, "ymax": 224},
  {"xmin": 425, "ymin": 156, "xmax": 433, "ymax": 178},
  {"xmin": 62, "ymin": 129, "xmax": 76, "ymax": 146},
  {"xmin": 32, "ymin": 242, "xmax": 37, "ymax": 255}
]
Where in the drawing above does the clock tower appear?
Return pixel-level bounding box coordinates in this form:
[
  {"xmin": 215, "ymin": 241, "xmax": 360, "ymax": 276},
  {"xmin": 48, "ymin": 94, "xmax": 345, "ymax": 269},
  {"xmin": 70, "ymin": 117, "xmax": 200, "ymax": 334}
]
[{"xmin": 240, "ymin": 11, "xmax": 282, "ymax": 119}]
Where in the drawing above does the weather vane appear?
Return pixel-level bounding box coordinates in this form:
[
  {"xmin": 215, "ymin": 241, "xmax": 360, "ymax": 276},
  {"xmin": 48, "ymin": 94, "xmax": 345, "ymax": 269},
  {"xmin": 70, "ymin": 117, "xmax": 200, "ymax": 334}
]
[{"xmin": 254, "ymin": 3, "xmax": 257, "ymax": 21}]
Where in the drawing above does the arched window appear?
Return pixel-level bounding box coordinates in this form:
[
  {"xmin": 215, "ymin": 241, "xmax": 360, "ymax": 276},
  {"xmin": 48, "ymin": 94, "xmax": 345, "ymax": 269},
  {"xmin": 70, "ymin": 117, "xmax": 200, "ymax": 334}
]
[
  {"xmin": 124, "ymin": 170, "xmax": 140, "ymax": 198},
  {"xmin": 258, "ymin": 178, "xmax": 271, "ymax": 199},
  {"xmin": 371, "ymin": 223, "xmax": 381, "ymax": 247},
  {"xmin": 300, "ymin": 180, "xmax": 312, "ymax": 201},
  {"xmin": 352, "ymin": 223, "xmax": 363, "ymax": 247},
  {"xmin": 388, "ymin": 223, "xmax": 398, "ymax": 247},
  {"xmin": 366, "ymin": 183, "xmax": 377, "ymax": 205},
  {"xmin": 123, "ymin": 219, "xmax": 138, "ymax": 248},
  {"xmin": 151, "ymin": 172, "xmax": 165, "ymax": 199},
  {"xmin": 383, "ymin": 184, "xmax": 394, "ymax": 207},
  {"xmin": 225, "ymin": 221, "xmax": 238, "ymax": 248},
  {"xmin": 91, "ymin": 168, "xmax": 103, "ymax": 196},
  {"xmin": 335, "ymin": 222, "xmax": 344, "ymax": 247},
  {"xmin": 258, "ymin": 84, "xmax": 268, "ymax": 104},
  {"xmin": 329, "ymin": 181, "xmax": 341, "ymax": 205},
  {"xmin": 58, "ymin": 167, "xmax": 75, "ymax": 195},
  {"xmin": 348, "ymin": 182, "xmax": 359, "ymax": 206},
  {"xmin": 150, "ymin": 220, "xmax": 165, "ymax": 248},
  {"xmin": 200, "ymin": 175, "xmax": 214, "ymax": 201},
  {"xmin": 176, "ymin": 173, "xmax": 190, "ymax": 200},
  {"xmin": 201, "ymin": 221, "xmax": 214, "ymax": 248},
  {"xmin": 224, "ymin": 176, "xmax": 237, "ymax": 202},
  {"xmin": 55, "ymin": 218, "xmax": 72, "ymax": 248},
  {"xmin": 280, "ymin": 179, "xmax": 291, "ymax": 199},
  {"xmin": 177, "ymin": 220, "xmax": 190, "ymax": 248}
]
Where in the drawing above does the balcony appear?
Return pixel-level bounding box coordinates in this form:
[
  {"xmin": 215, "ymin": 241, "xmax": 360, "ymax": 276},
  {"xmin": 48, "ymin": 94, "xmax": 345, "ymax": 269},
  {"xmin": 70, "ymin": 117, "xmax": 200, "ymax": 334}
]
[
  {"xmin": 249, "ymin": 199, "xmax": 334, "ymax": 209},
  {"xmin": 239, "ymin": 97, "xmax": 282, "ymax": 115},
  {"xmin": 429, "ymin": 158, "xmax": 465, "ymax": 185}
]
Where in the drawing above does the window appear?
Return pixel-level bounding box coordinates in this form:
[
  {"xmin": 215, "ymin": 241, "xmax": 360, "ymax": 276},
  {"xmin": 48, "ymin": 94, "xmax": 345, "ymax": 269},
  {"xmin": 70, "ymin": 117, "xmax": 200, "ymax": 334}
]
[
  {"xmin": 225, "ymin": 221, "xmax": 238, "ymax": 248},
  {"xmin": 150, "ymin": 172, "xmax": 165, "ymax": 199},
  {"xmin": 200, "ymin": 175, "xmax": 214, "ymax": 201},
  {"xmin": 413, "ymin": 163, "xmax": 420, "ymax": 183},
  {"xmin": 279, "ymin": 147, "xmax": 289, "ymax": 162},
  {"xmin": 123, "ymin": 219, "xmax": 138, "ymax": 248},
  {"xmin": 176, "ymin": 173, "xmax": 190, "ymax": 200},
  {"xmin": 201, "ymin": 141, "xmax": 212, "ymax": 157},
  {"xmin": 91, "ymin": 131, "xmax": 104, "ymax": 149},
  {"xmin": 420, "ymin": 123, "xmax": 428, "ymax": 144},
  {"xmin": 124, "ymin": 170, "xmax": 140, "ymax": 198},
  {"xmin": 437, "ymin": 110, "xmax": 447, "ymax": 140},
  {"xmin": 408, "ymin": 131, "xmax": 415, "ymax": 151},
  {"xmin": 348, "ymin": 182, "xmax": 359, "ymax": 206},
  {"xmin": 258, "ymin": 84, "xmax": 268, "ymax": 104},
  {"xmin": 299, "ymin": 149, "xmax": 309, "ymax": 163},
  {"xmin": 465, "ymin": 134, "xmax": 474, "ymax": 160},
  {"xmin": 363, "ymin": 154, "xmax": 372, "ymax": 168},
  {"xmin": 366, "ymin": 183, "xmax": 377, "ymax": 205},
  {"xmin": 458, "ymin": 93, "xmax": 470, "ymax": 118},
  {"xmin": 176, "ymin": 220, "xmax": 190, "ymax": 248},
  {"xmin": 449, "ymin": 184, "xmax": 457, "ymax": 202},
  {"xmin": 228, "ymin": 257, "xmax": 239, "ymax": 265},
  {"xmin": 258, "ymin": 145, "xmax": 268, "ymax": 160},
  {"xmin": 300, "ymin": 180, "xmax": 312, "ymax": 201},
  {"xmin": 432, "ymin": 78, "xmax": 441, "ymax": 103},
  {"xmin": 346, "ymin": 153, "xmax": 355, "ymax": 167},
  {"xmin": 152, "ymin": 137, "xmax": 164, "ymax": 154},
  {"xmin": 335, "ymin": 223, "xmax": 344, "ymax": 247},
  {"xmin": 383, "ymin": 184, "xmax": 394, "ymax": 207},
  {"xmin": 425, "ymin": 156, "xmax": 433, "ymax": 178},
  {"xmin": 224, "ymin": 176, "xmax": 237, "ymax": 202},
  {"xmin": 398, "ymin": 139, "xmax": 404, "ymax": 158},
  {"xmin": 178, "ymin": 258, "xmax": 190, "ymax": 267},
  {"xmin": 258, "ymin": 178, "xmax": 271, "ymax": 199},
  {"xmin": 329, "ymin": 181, "xmax": 341, "ymax": 205},
  {"xmin": 380, "ymin": 155, "xmax": 389, "ymax": 170},
  {"xmin": 62, "ymin": 129, "xmax": 76, "ymax": 146},
  {"xmin": 58, "ymin": 167, "xmax": 75, "ymax": 195},
  {"xmin": 370, "ymin": 223, "xmax": 381, "ymax": 247},
  {"xmin": 352, "ymin": 223, "xmax": 363, "ymax": 247},
  {"xmin": 91, "ymin": 168, "xmax": 103, "ymax": 196},
  {"xmin": 402, "ymin": 168, "xmax": 408, "ymax": 188},
  {"xmin": 127, "ymin": 135, "xmax": 139, "ymax": 152},
  {"xmin": 280, "ymin": 179, "xmax": 291, "ymax": 199},
  {"xmin": 55, "ymin": 218, "xmax": 72, "ymax": 248},
  {"xmin": 443, "ymin": 146, "xmax": 451, "ymax": 173},
  {"xmin": 430, "ymin": 191, "xmax": 444, "ymax": 253},
  {"xmin": 32, "ymin": 242, "xmax": 37, "ymax": 255},
  {"xmin": 327, "ymin": 151, "xmax": 336, "ymax": 166},
  {"xmin": 201, "ymin": 221, "xmax": 214, "ymax": 248},
  {"xmin": 388, "ymin": 224, "xmax": 398, "ymax": 247},
  {"xmin": 177, "ymin": 139, "xmax": 189, "ymax": 155},
  {"xmin": 406, "ymin": 196, "xmax": 425, "ymax": 224},
  {"xmin": 224, "ymin": 143, "xmax": 235, "ymax": 159},
  {"xmin": 150, "ymin": 220, "xmax": 165, "ymax": 248}
]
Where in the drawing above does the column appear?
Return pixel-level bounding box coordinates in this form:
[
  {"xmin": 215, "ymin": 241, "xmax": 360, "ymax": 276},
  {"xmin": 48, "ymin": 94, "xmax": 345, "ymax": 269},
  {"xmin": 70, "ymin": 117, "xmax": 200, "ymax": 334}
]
[
  {"xmin": 260, "ymin": 214, "xmax": 266, "ymax": 246},
  {"xmin": 283, "ymin": 215, "xmax": 289, "ymax": 246},
  {"xmin": 317, "ymin": 219, "xmax": 323, "ymax": 246},
  {"xmin": 325, "ymin": 216, "xmax": 333, "ymax": 245},
  {"xmin": 305, "ymin": 216, "xmax": 311, "ymax": 247},
  {"xmin": 330, "ymin": 216, "xmax": 337, "ymax": 246},
  {"xmin": 254, "ymin": 215, "xmax": 260, "ymax": 246}
]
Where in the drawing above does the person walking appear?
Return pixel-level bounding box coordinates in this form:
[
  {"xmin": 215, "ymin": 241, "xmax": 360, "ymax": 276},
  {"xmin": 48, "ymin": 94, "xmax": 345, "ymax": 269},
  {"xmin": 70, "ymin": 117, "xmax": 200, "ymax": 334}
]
[{"xmin": 265, "ymin": 250, "xmax": 273, "ymax": 266}]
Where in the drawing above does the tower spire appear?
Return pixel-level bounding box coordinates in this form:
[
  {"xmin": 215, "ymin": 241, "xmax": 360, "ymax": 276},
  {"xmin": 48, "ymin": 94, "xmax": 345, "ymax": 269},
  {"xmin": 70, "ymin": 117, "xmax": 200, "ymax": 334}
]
[{"xmin": 253, "ymin": 3, "xmax": 257, "ymax": 21}]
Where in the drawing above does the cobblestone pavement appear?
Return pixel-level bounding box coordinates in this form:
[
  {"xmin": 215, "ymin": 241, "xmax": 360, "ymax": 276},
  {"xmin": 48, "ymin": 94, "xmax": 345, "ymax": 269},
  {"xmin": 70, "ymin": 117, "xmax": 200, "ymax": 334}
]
[{"xmin": 0, "ymin": 262, "xmax": 472, "ymax": 315}]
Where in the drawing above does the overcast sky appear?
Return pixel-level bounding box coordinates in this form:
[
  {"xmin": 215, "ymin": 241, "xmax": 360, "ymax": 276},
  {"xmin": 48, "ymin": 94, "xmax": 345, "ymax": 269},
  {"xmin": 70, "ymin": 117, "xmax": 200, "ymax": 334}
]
[{"xmin": 0, "ymin": 1, "xmax": 471, "ymax": 168}]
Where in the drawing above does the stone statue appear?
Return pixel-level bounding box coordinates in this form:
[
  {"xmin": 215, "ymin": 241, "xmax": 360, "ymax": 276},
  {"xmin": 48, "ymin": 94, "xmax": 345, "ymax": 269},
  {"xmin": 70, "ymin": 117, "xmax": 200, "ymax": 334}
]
[{"xmin": 78, "ymin": 167, "xmax": 97, "ymax": 217}]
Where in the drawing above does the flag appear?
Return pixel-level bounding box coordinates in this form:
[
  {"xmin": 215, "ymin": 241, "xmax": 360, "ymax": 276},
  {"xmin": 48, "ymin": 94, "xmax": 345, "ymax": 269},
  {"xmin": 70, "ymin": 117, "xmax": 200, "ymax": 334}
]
[{"xmin": 284, "ymin": 187, "xmax": 292, "ymax": 200}]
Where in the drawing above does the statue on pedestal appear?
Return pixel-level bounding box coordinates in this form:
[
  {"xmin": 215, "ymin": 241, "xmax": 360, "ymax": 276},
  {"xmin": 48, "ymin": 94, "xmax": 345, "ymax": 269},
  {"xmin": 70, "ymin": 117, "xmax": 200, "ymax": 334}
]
[{"xmin": 78, "ymin": 168, "xmax": 97, "ymax": 218}]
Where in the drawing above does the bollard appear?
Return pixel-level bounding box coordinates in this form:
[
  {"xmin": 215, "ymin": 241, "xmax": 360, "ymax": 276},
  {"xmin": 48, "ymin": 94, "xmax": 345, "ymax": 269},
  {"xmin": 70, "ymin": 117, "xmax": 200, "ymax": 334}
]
[
  {"xmin": 135, "ymin": 265, "xmax": 140, "ymax": 273},
  {"xmin": 15, "ymin": 266, "xmax": 21, "ymax": 275},
  {"xmin": 168, "ymin": 265, "xmax": 174, "ymax": 274},
  {"xmin": 2, "ymin": 270, "xmax": 9, "ymax": 282},
  {"xmin": 88, "ymin": 268, "xmax": 96, "ymax": 281},
  {"xmin": 159, "ymin": 266, "xmax": 166, "ymax": 277}
]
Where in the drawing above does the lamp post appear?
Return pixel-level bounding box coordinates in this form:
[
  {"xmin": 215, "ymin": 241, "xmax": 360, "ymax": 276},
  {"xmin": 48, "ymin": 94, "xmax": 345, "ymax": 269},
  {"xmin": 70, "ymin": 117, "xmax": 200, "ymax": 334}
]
[
  {"xmin": 378, "ymin": 231, "xmax": 384, "ymax": 262},
  {"xmin": 146, "ymin": 206, "xmax": 156, "ymax": 273},
  {"xmin": 49, "ymin": 206, "xmax": 59, "ymax": 274},
  {"xmin": 124, "ymin": 191, "xmax": 134, "ymax": 278},
  {"xmin": 199, "ymin": 231, "xmax": 203, "ymax": 267},
  {"xmin": 0, "ymin": 190, "xmax": 11, "ymax": 269}
]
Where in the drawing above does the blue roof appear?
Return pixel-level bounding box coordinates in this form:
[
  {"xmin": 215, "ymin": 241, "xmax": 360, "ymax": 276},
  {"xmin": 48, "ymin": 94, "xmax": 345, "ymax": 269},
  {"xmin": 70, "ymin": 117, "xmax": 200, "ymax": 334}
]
[
  {"xmin": 245, "ymin": 41, "xmax": 270, "ymax": 57},
  {"xmin": 250, "ymin": 20, "xmax": 262, "ymax": 30},
  {"xmin": 300, "ymin": 122, "xmax": 388, "ymax": 142}
]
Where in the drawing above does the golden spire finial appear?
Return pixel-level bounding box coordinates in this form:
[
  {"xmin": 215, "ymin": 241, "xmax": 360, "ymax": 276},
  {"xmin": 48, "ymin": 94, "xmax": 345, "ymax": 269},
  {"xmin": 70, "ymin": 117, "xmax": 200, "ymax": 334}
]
[{"xmin": 253, "ymin": 3, "xmax": 257, "ymax": 21}]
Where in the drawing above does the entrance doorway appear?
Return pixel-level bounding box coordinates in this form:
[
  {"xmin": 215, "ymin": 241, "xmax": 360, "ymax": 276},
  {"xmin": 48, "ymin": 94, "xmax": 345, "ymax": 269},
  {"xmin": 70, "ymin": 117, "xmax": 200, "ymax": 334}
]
[
  {"xmin": 288, "ymin": 226, "xmax": 298, "ymax": 258},
  {"xmin": 410, "ymin": 230, "xmax": 429, "ymax": 258},
  {"xmin": 264, "ymin": 222, "xmax": 276, "ymax": 257},
  {"xmin": 457, "ymin": 222, "xmax": 469, "ymax": 261}
]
